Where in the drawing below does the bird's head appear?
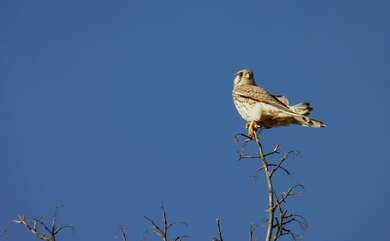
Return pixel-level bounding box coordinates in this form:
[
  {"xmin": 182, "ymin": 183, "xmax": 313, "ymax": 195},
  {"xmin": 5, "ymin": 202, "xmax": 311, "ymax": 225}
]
[{"xmin": 233, "ymin": 69, "xmax": 256, "ymax": 86}]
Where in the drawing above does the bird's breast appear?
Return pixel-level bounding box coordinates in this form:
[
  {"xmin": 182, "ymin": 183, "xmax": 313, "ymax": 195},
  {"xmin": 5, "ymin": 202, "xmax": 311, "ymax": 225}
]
[{"xmin": 233, "ymin": 95, "xmax": 264, "ymax": 121}]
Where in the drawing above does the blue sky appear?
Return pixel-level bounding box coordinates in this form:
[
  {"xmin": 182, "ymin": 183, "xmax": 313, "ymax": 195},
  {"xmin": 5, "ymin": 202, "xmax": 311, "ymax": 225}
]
[{"xmin": 1, "ymin": 0, "xmax": 389, "ymax": 241}]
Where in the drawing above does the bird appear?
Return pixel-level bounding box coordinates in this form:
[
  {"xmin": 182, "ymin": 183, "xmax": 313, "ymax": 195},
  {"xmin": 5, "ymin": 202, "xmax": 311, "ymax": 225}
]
[{"xmin": 232, "ymin": 69, "xmax": 325, "ymax": 138}]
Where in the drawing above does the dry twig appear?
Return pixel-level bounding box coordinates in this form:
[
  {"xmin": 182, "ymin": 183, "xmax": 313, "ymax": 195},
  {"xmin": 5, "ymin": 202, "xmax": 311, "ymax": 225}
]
[
  {"xmin": 12, "ymin": 207, "xmax": 73, "ymax": 241},
  {"xmin": 248, "ymin": 224, "xmax": 255, "ymax": 241},
  {"xmin": 213, "ymin": 218, "xmax": 223, "ymax": 241},
  {"xmin": 119, "ymin": 225, "xmax": 129, "ymax": 241},
  {"xmin": 144, "ymin": 206, "xmax": 187, "ymax": 241}
]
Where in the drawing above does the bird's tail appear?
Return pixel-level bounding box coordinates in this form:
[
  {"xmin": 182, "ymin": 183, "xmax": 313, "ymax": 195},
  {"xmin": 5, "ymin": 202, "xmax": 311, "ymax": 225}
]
[
  {"xmin": 297, "ymin": 116, "xmax": 326, "ymax": 128},
  {"xmin": 290, "ymin": 102, "xmax": 313, "ymax": 116}
]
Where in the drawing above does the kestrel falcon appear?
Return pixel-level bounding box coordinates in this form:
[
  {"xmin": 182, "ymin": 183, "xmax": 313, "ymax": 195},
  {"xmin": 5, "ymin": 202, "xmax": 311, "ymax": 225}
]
[{"xmin": 232, "ymin": 69, "xmax": 325, "ymax": 138}]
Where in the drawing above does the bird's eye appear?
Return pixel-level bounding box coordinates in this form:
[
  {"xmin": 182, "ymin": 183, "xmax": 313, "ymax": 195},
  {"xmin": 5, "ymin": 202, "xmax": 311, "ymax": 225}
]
[{"xmin": 237, "ymin": 72, "xmax": 243, "ymax": 77}]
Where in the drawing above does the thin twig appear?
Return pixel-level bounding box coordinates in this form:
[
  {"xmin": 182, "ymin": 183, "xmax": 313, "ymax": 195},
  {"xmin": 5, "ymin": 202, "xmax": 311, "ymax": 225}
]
[
  {"xmin": 264, "ymin": 145, "xmax": 281, "ymax": 157},
  {"xmin": 248, "ymin": 224, "xmax": 255, "ymax": 241},
  {"xmin": 273, "ymin": 185, "xmax": 304, "ymax": 209},
  {"xmin": 144, "ymin": 206, "xmax": 187, "ymax": 241},
  {"xmin": 215, "ymin": 218, "xmax": 223, "ymax": 241},
  {"xmin": 13, "ymin": 208, "xmax": 73, "ymax": 241},
  {"xmin": 120, "ymin": 225, "xmax": 128, "ymax": 241}
]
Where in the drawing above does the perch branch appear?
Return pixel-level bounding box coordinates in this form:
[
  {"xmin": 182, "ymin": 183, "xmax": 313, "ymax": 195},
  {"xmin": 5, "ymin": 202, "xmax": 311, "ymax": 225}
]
[
  {"xmin": 236, "ymin": 129, "xmax": 307, "ymax": 241},
  {"xmin": 253, "ymin": 131, "xmax": 274, "ymax": 241}
]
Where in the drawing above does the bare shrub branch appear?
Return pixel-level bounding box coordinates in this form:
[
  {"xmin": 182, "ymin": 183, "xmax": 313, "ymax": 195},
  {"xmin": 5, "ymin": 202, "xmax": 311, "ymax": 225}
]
[
  {"xmin": 119, "ymin": 225, "xmax": 129, "ymax": 241},
  {"xmin": 212, "ymin": 218, "xmax": 224, "ymax": 241},
  {"xmin": 144, "ymin": 206, "xmax": 188, "ymax": 241},
  {"xmin": 12, "ymin": 206, "xmax": 73, "ymax": 241},
  {"xmin": 248, "ymin": 224, "xmax": 255, "ymax": 241}
]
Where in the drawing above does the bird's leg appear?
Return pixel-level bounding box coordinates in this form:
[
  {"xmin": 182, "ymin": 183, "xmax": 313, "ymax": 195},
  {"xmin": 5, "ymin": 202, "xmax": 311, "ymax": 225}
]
[
  {"xmin": 247, "ymin": 121, "xmax": 256, "ymax": 139},
  {"xmin": 246, "ymin": 121, "xmax": 261, "ymax": 139}
]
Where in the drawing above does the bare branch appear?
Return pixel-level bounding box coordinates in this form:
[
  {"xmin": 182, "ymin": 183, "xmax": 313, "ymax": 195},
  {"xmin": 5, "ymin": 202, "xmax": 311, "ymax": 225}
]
[
  {"xmin": 12, "ymin": 207, "xmax": 72, "ymax": 241},
  {"xmin": 215, "ymin": 218, "xmax": 224, "ymax": 241},
  {"xmin": 173, "ymin": 235, "xmax": 188, "ymax": 241},
  {"xmin": 144, "ymin": 206, "xmax": 187, "ymax": 241},
  {"xmin": 258, "ymin": 164, "xmax": 290, "ymax": 176},
  {"xmin": 234, "ymin": 133, "xmax": 253, "ymax": 143},
  {"xmin": 270, "ymin": 155, "xmax": 290, "ymax": 177},
  {"xmin": 248, "ymin": 224, "xmax": 255, "ymax": 241},
  {"xmin": 120, "ymin": 225, "xmax": 128, "ymax": 241},
  {"xmin": 253, "ymin": 131, "xmax": 274, "ymax": 241},
  {"xmin": 274, "ymin": 185, "xmax": 304, "ymax": 209},
  {"xmin": 235, "ymin": 129, "xmax": 307, "ymax": 241},
  {"xmin": 162, "ymin": 206, "xmax": 168, "ymax": 241},
  {"xmin": 144, "ymin": 216, "xmax": 163, "ymax": 237},
  {"xmin": 264, "ymin": 145, "xmax": 281, "ymax": 157},
  {"xmin": 32, "ymin": 218, "xmax": 52, "ymax": 234},
  {"xmin": 54, "ymin": 225, "xmax": 74, "ymax": 235},
  {"xmin": 13, "ymin": 215, "xmax": 54, "ymax": 241}
]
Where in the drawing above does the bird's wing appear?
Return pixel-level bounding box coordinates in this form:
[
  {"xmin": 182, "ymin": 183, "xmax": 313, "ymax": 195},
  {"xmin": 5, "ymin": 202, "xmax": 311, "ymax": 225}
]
[
  {"xmin": 233, "ymin": 85, "xmax": 298, "ymax": 115},
  {"xmin": 273, "ymin": 95, "xmax": 289, "ymax": 106}
]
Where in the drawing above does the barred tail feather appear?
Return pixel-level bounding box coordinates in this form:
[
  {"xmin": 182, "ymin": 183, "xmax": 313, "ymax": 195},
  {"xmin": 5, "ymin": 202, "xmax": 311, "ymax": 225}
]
[
  {"xmin": 291, "ymin": 102, "xmax": 313, "ymax": 116},
  {"xmin": 298, "ymin": 116, "xmax": 326, "ymax": 128}
]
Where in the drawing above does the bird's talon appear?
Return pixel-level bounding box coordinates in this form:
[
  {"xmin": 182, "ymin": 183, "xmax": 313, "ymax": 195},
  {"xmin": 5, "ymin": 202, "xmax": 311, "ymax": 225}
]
[{"xmin": 246, "ymin": 121, "xmax": 258, "ymax": 139}]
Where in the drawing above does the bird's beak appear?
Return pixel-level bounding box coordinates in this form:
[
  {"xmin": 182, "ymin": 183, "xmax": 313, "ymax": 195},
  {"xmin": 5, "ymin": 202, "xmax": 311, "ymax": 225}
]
[{"xmin": 243, "ymin": 72, "xmax": 251, "ymax": 79}]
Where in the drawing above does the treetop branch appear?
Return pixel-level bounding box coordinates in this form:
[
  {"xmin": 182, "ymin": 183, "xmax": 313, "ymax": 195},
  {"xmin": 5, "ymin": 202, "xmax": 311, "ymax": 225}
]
[{"xmin": 235, "ymin": 129, "xmax": 307, "ymax": 241}]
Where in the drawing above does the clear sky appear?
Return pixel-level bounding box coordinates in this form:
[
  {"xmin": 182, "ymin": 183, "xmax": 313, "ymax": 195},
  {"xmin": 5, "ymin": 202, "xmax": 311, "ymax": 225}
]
[{"xmin": 1, "ymin": 0, "xmax": 389, "ymax": 241}]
